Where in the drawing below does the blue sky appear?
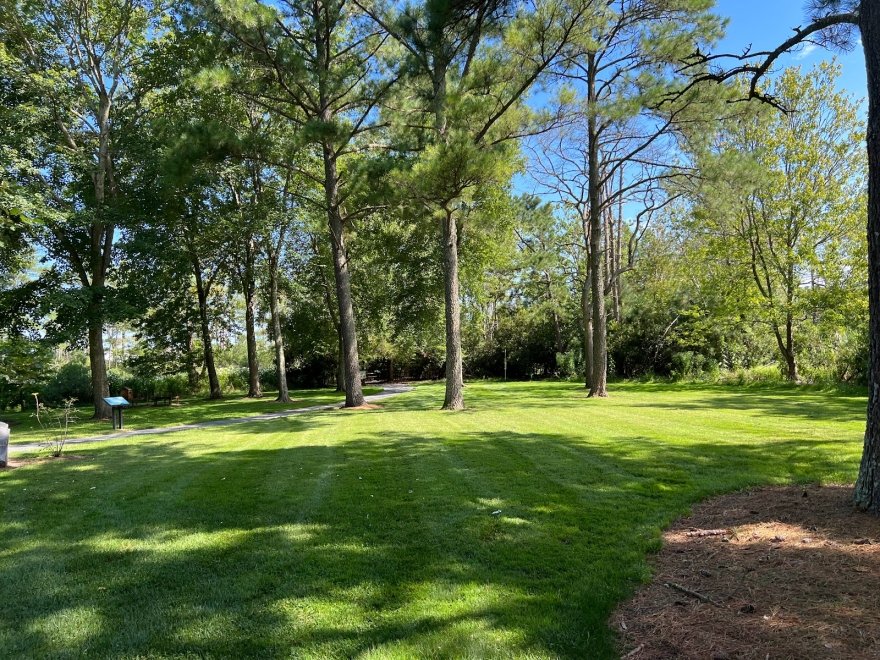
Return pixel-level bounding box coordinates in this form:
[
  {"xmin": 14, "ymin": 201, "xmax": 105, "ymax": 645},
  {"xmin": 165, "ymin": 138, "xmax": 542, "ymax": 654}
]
[
  {"xmin": 518, "ymin": 2, "xmax": 867, "ymax": 198},
  {"xmin": 715, "ymin": 0, "xmax": 866, "ymax": 101}
]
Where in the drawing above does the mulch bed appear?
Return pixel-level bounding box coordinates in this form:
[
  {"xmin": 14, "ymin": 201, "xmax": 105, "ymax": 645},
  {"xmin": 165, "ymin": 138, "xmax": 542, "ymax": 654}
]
[
  {"xmin": 2, "ymin": 454, "xmax": 88, "ymax": 469},
  {"xmin": 613, "ymin": 485, "xmax": 880, "ymax": 659}
]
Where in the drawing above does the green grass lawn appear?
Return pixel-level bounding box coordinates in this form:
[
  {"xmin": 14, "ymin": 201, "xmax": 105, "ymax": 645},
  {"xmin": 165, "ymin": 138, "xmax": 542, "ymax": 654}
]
[
  {"xmin": 0, "ymin": 381, "xmax": 866, "ymax": 658},
  {"xmin": 3, "ymin": 387, "xmax": 382, "ymax": 445}
]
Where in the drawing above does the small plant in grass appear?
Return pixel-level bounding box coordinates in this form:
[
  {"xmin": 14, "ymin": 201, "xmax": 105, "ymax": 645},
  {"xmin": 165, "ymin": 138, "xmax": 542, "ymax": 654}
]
[{"xmin": 31, "ymin": 393, "xmax": 79, "ymax": 457}]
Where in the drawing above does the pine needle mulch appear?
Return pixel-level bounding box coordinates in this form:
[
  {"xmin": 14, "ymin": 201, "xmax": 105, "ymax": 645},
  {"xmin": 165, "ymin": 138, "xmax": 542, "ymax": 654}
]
[{"xmin": 614, "ymin": 485, "xmax": 880, "ymax": 659}]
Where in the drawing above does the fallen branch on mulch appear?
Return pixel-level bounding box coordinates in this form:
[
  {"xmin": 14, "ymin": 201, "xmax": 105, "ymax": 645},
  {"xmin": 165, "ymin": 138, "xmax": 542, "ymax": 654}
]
[
  {"xmin": 664, "ymin": 581, "xmax": 723, "ymax": 608},
  {"xmin": 685, "ymin": 528, "xmax": 728, "ymax": 538}
]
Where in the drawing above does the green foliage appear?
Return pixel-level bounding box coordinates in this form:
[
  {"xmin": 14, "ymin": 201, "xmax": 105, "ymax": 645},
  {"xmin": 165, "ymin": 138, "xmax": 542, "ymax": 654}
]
[
  {"xmin": 717, "ymin": 365, "xmax": 787, "ymax": 386},
  {"xmin": 40, "ymin": 362, "xmax": 92, "ymax": 406},
  {"xmin": 0, "ymin": 1, "xmax": 871, "ymax": 414},
  {"xmin": 670, "ymin": 351, "xmax": 720, "ymax": 381},
  {"xmin": 0, "ymin": 336, "xmax": 52, "ymax": 410},
  {"xmin": 682, "ymin": 63, "xmax": 866, "ymax": 380},
  {"xmin": 215, "ymin": 367, "xmax": 250, "ymax": 394}
]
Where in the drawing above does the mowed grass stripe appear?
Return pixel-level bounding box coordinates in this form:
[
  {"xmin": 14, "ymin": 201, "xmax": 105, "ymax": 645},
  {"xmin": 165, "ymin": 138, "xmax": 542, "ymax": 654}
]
[{"xmin": 0, "ymin": 380, "xmax": 865, "ymax": 658}]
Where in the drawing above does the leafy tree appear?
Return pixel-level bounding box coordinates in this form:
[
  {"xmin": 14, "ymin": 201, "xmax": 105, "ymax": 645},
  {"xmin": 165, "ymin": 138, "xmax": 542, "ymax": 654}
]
[
  {"xmin": 0, "ymin": 0, "xmax": 163, "ymax": 417},
  {"xmin": 530, "ymin": 0, "xmax": 722, "ymax": 396},
  {"xmin": 357, "ymin": 0, "xmax": 594, "ymax": 409},
  {"xmin": 691, "ymin": 64, "xmax": 866, "ymax": 381},
  {"xmin": 675, "ymin": 1, "xmax": 880, "ymax": 511},
  {"xmin": 203, "ymin": 0, "xmax": 399, "ymax": 407}
]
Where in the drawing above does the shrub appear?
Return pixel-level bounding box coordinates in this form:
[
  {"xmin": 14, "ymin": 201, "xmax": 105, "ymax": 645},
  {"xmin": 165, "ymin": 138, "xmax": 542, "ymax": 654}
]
[
  {"xmin": 718, "ymin": 364, "xmax": 784, "ymax": 386},
  {"xmin": 41, "ymin": 362, "xmax": 92, "ymax": 404},
  {"xmin": 556, "ymin": 351, "xmax": 578, "ymax": 379},
  {"xmin": 216, "ymin": 367, "xmax": 249, "ymax": 394},
  {"xmin": 260, "ymin": 367, "xmax": 279, "ymax": 391},
  {"xmin": 153, "ymin": 374, "xmax": 189, "ymax": 398}
]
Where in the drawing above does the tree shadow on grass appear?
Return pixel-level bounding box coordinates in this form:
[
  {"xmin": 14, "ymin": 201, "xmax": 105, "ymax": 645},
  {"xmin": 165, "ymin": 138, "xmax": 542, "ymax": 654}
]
[
  {"xmin": 0, "ymin": 421, "xmax": 862, "ymax": 658},
  {"xmin": 390, "ymin": 380, "xmax": 868, "ymax": 423},
  {"xmin": 626, "ymin": 390, "xmax": 865, "ymax": 424}
]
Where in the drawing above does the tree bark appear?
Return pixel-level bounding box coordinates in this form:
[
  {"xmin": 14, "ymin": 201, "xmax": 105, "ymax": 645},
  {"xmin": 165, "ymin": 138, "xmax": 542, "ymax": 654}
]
[
  {"xmin": 587, "ymin": 53, "xmax": 608, "ymax": 397},
  {"xmin": 430, "ymin": 58, "xmax": 465, "ymax": 410},
  {"xmin": 87, "ymin": 298, "xmax": 110, "ymax": 418},
  {"xmin": 336, "ymin": 325, "xmax": 346, "ymax": 392},
  {"xmin": 310, "ymin": 0, "xmax": 364, "ymax": 408},
  {"xmin": 192, "ymin": 259, "xmax": 222, "ymax": 399},
  {"xmin": 855, "ymin": 0, "xmax": 880, "ymax": 512},
  {"xmin": 582, "ymin": 274, "xmax": 593, "ymax": 390},
  {"xmin": 613, "ymin": 175, "xmax": 623, "ymax": 322},
  {"xmin": 442, "ymin": 209, "xmax": 465, "ymax": 410},
  {"xmin": 771, "ymin": 319, "xmax": 799, "ymax": 382},
  {"xmin": 186, "ymin": 323, "xmax": 200, "ymax": 393},
  {"xmin": 243, "ymin": 265, "xmax": 262, "ymax": 398},
  {"xmin": 323, "ymin": 146, "xmax": 364, "ymax": 407},
  {"xmin": 317, "ymin": 263, "xmax": 345, "ymax": 393},
  {"xmin": 85, "ymin": 94, "xmax": 115, "ymax": 419},
  {"xmin": 268, "ymin": 258, "xmax": 290, "ymax": 403}
]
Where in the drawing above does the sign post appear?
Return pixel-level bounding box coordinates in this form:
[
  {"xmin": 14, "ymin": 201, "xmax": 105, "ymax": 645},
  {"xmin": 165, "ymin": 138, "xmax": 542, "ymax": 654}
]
[{"xmin": 103, "ymin": 397, "xmax": 131, "ymax": 430}]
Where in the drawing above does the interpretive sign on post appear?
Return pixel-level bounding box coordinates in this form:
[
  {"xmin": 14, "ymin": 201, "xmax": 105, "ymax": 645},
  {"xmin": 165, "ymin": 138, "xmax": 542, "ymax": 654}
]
[{"xmin": 103, "ymin": 397, "xmax": 131, "ymax": 430}]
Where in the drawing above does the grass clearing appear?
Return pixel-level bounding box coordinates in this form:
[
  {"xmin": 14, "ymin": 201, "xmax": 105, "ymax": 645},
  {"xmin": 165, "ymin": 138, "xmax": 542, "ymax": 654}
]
[
  {"xmin": 4, "ymin": 387, "xmax": 382, "ymax": 445},
  {"xmin": 0, "ymin": 381, "xmax": 866, "ymax": 657}
]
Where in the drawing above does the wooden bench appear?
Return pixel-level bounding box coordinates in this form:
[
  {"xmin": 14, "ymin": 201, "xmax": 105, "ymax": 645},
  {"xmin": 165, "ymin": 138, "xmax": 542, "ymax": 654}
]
[{"xmin": 151, "ymin": 395, "xmax": 181, "ymax": 407}]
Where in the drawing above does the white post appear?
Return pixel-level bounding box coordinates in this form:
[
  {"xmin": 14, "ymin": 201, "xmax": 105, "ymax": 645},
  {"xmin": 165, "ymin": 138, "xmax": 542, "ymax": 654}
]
[{"xmin": 0, "ymin": 422, "xmax": 8, "ymax": 467}]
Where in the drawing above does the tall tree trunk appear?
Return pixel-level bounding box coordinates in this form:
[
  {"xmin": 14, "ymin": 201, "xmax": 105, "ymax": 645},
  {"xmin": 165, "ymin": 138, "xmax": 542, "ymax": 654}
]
[
  {"xmin": 582, "ymin": 274, "xmax": 593, "ymax": 390},
  {"xmin": 613, "ymin": 174, "xmax": 623, "ymax": 322},
  {"xmin": 604, "ymin": 206, "xmax": 613, "ymax": 296},
  {"xmin": 320, "ymin": 274, "xmax": 345, "ymax": 393},
  {"xmin": 312, "ymin": 0, "xmax": 364, "ymax": 408},
  {"xmin": 86, "ymin": 95, "xmax": 114, "ymax": 419},
  {"xmin": 186, "ymin": 323, "xmax": 200, "ymax": 393},
  {"xmin": 244, "ymin": 271, "xmax": 262, "ymax": 398},
  {"xmin": 430, "ymin": 60, "xmax": 465, "ymax": 410},
  {"xmin": 771, "ymin": 321, "xmax": 798, "ymax": 382},
  {"xmin": 336, "ymin": 328, "xmax": 346, "ymax": 392},
  {"xmin": 855, "ymin": 1, "xmax": 880, "ymax": 512},
  {"xmin": 192, "ymin": 260, "xmax": 221, "ymax": 399},
  {"xmin": 544, "ymin": 272, "xmax": 563, "ymax": 354},
  {"xmin": 268, "ymin": 261, "xmax": 290, "ymax": 403},
  {"xmin": 587, "ymin": 53, "xmax": 608, "ymax": 397},
  {"xmin": 318, "ymin": 266, "xmax": 345, "ymax": 392},
  {"xmin": 87, "ymin": 298, "xmax": 110, "ymax": 418},
  {"xmin": 442, "ymin": 209, "xmax": 465, "ymax": 410},
  {"xmin": 323, "ymin": 147, "xmax": 364, "ymax": 408}
]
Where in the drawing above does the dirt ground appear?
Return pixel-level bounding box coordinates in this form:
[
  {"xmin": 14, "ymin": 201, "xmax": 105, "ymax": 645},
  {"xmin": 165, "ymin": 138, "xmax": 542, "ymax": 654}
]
[
  {"xmin": 613, "ymin": 485, "xmax": 880, "ymax": 659},
  {"xmin": 1, "ymin": 454, "xmax": 87, "ymax": 469},
  {"xmin": 341, "ymin": 403, "xmax": 383, "ymax": 411}
]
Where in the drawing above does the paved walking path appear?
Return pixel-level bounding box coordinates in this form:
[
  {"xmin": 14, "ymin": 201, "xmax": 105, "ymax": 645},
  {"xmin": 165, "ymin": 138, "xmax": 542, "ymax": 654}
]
[{"xmin": 9, "ymin": 384, "xmax": 413, "ymax": 454}]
